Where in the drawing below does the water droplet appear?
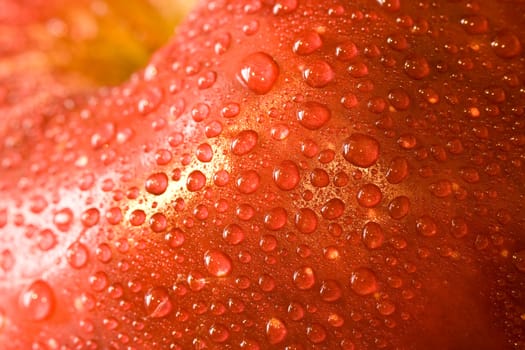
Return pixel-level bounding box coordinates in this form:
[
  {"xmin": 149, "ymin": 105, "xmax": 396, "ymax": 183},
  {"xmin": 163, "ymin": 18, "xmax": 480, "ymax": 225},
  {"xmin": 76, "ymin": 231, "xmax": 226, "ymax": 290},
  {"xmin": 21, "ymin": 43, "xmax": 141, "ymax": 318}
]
[
  {"xmin": 416, "ymin": 215, "xmax": 438, "ymax": 236},
  {"xmin": 266, "ymin": 317, "xmax": 288, "ymax": 344},
  {"xmin": 196, "ymin": 143, "xmax": 213, "ymax": 162},
  {"xmin": 222, "ymin": 224, "xmax": 245, "ymax": 246},
  {"xmin": 19, "ymin": 280, "xmax": 55, "ymax": 320},
  {"xmin": 66, "ymin": 242, "xmax": 89, "ymax": 269},
  {"xmin": 293, "ymin": 31, "xmax": 323, "ymax": 55},
  {"xmin": 377, "ymin": 299, "xmax": 396, "ymax": 315},
  {"xmin": 144, "ymin": 287, "xmax": 173, "ymax": 318},
  {"xmin": 105, "ymin": 207, "xmax": 122, "ymax": 225},
  {"xmin": 335, "ymin": 41, "xmax": 359, "ymax": 61},
  {"xmin": 293, "ymin": 266, "xmax": 316, "ymax": 290},
  {"xmin": 350, "ymin": 268, "xmax": 378, "ymax": 295},
  {"xmin": 307, "ymin": 323, "xmax": 327, "ymax": 344},
  {"xmin": 209, "ymin": 323, "xmax": 230, "ymax": 343},
  {"xmin": 347, "ymin": 61, "xmax": 369, "ymax": 77},
  {"xmin": 129, "ymin": 209, "xmax": 146, "ymax": 226},
  {"xmin": 81, "ymin": 208, "xmax": 100, "ymax": 228},
  {"xmin": 37, "ymin": 229, "xmax": 57, "ymax": 251},
  {"xmin": 319, "ymin": 279, "xmax": 343, "ymax": 302},
  {"xmin": 386, "ymin": 33, "xmax": 408, "ymax": 51},
  {"xmin": 386, "ymin": 157, "xmax": 409, "ymax": 184},
  {"xmin": 204, "ymin": 250, "xmax": 232, "ymax": 277},
  {"xmin": 272, "ymin": 0, "xmax": 297, "ymax": 15},
  {"xmin": 237, "ymin": 52, "xmax": 279, "ymax": 94},
  {"xmin": 512, "ymin": 250, "xmax": 525, "ymax": 272},
  {"xmin": 236, "ymin": 170, "xmax": 260, "ymax": 194},
  {"xmin": 149, "ymin": 212, "xmax": 168, "ymax": 232},
  {"xmin": 450, "ymin": 217, "xmax": 469, "ymax": 238},
  {"xmin": 321, "ymin": 198, "xmax": 345, "ymax": 220},
  {"xmin": 491, "ymin": 31, "xmax": 522, "ymax": 58},
  {"xmin": 145, "ymin": 172, "xmax": 169, "ymax": 195},
  {"xmin": 428, "ymin": 180, "xmax": 452, "ymax": 198},
  {"xmin": 95, "ymin": 243, "xmax": 113, "ymax": 263},
  {"xmin": 89, "ymin": 271, "xmax": 108, "ymax": 292},
  {"xmin": 187, "ymin": 170, "xmax": 207, "ymax": 192},
  {"xmin": 297, "ymin": 102, "xmax": 331, "ymax": 130},
  {"xmin": 356, "ymin": 184, "xmax": 382, "ymax": 208},
  {"xmin": 165, "ymin": 228, "xmax": 185, "ymax": 248},
  {"xmin": 343, "ymin": 133, "xmax": 380, "ymax": 168},
  {"xmin": 388, "ymin": 196, "xmax": 410, "ymax": 219},
  {"xmin": 403, "ymin": 55, "xmax": 430, "ymax": 79},
  {"xmin": 362, "ymin": 222, "xmax": 384, "ymax": 249},
  {"xmin": 302, "ymin": 60, "xmax": 335, "ymax": 87},
  {"xmin": 264, "ymin": 207, "xmax": 288, "ymax": 230},
  {"xmin": 310, "ymin": 168, "xmax": 329, "ymax": 187},
  {"xmin": 273, "ymin": 160, "xmax": 300, "ymax": 190},
  {"xmin": 53, "ymin": 208, "xmax": 73, "ymax": 232},
  {"xmin": 377, "ymin": 0, "xmax": 400, "ymax": 12},
  {"xmin": 294, "ymin": 208, "xmax": 318, "ymax": 234},
  {"xmin": 258, "ymin": 274, "xmax": 276, "ymax": 292},
  {"xmin": 387, "ymin": 88, "xmax": 411, "ymax": 110},
  {"xmin": 460, "ymin": 15, "xmax": 489, "ymax": 34},
  {"xmin": 197, "ymin": 71, "xmax": 217, "ymax": 89},
  {"xmin": 231, "ymin": 130, "xmax": 258, "ymax": 155}
]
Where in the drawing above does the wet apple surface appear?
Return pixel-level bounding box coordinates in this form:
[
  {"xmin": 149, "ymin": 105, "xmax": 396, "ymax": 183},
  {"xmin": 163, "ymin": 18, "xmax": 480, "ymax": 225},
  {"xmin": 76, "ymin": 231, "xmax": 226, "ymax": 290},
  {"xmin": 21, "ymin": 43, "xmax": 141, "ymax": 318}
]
[{"xmin": 0, "ymin": 0, "xmax": 524, "ymax": 349}]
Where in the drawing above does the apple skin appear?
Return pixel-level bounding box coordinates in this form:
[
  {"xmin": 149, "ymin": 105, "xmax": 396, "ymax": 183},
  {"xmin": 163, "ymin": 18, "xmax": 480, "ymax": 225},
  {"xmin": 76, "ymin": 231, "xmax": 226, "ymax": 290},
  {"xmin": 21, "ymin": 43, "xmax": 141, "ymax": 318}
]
[{"xmin": 0, "ymin": 0, "xmax": 525, "ymax": 349}]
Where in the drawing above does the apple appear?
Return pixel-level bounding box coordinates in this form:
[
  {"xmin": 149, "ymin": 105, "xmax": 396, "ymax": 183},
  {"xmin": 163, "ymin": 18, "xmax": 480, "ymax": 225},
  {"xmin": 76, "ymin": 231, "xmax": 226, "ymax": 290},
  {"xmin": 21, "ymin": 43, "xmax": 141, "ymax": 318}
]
[{"xmin": 0, "ymin": 0, "xmax": 524, "ymax": 349}]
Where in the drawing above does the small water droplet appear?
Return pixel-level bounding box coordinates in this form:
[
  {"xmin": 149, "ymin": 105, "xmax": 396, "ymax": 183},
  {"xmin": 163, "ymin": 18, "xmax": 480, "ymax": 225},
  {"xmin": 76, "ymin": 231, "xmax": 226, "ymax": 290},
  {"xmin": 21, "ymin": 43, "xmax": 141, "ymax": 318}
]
[
  {"xmin": 196, "ymin": 143, "xmax": 213, "ymax": 162},
  {"xmin": 491, "ymin": 31, "xmax": 522, "ymax": 58},
  {"xmin": 272, "ymin": 0, "xmax": 297, "ymax": 15},
  {"xmin": 297, "ymin": 102, "xmax": 331, "ymax": 130},
  {"xmin": 81, "ymin": 208, "xmax": 100, "ymax": 228},
  {"xmin": 307, "ymin": 323, "xmax": 327, "ymax": 344},
  {"xmin": 335, "ymin": 41, "xmax": 359, "ymax": 61},
  {"xmin": 209, "ymin": 323, "xmax": 230, "ymax": 343},
  {"xmin": 416, "ymin": 215, "xmax": 438, "ymax": 236},
  {"xmin": 512, "ymin": 250, "xmax": 525, "ymax": 272},
  {"xmin": 388, "ymin": 196, "xmax": 410, "ymax": 219},
  {"xmin": 387, "ymin": 88, "xmax": 411, "ymax": 110},
  {"xmin": 293, "ymin": 31, "xmax": 323, "ymax": 55},
  {"xmin": 460, "ymin": 15, "xmax": 489, "ymax": 34},
  {"xmin": 362, "ymin": 222, "xmax": 384, "ymax": 249},
  {"xmin": 144, "ymin": 287, "xmax": 173, "ymax": 318},
  {"xmin": 403, "ymin": 55, "xmax": 430, "ymax": 79},
  {"xmin": 89, "ymin": 271, "xmax": 108, "ymax": 292},
  {"xmin": 95, "ymin": 243, "xmax": 113, "ymax": 263},
  {"xmin": 293, "ymin": 266, "xmax": 316, "ymax": 290},
  {"xmin": 66, "ymin": 242, "xmax": 89, "ymax": 269},
  {"xmin": 19, "ymin": 280, "xmax": 55, "ymax": 320},
  {"xmin": 204, "ymin": 250, "xmax": 233, "ymax": 277},
  {"xmin": 37, "ymin": 229, "xmax": 57, "ymax": 251},
  {"xmin": 53, "ymin": 208, "xmax": 73, "ymax": 232},
  {"xmin": 231, "ymin": 130, "xmax": 258, "ymax": 155},
  {"xmin": 237, "ymin": 52, "xmax": 279, "ymax": 94},
  {"xmin": 343, "ymin": 134, "xmax": 380, "ymax": 168},
  {"xmin": 302, "ymin": 60, "xmax": 335, "ymax": 87},
  {"xmin": 350, "ymin": 268, "xmax": 378, "ymax": 295}
]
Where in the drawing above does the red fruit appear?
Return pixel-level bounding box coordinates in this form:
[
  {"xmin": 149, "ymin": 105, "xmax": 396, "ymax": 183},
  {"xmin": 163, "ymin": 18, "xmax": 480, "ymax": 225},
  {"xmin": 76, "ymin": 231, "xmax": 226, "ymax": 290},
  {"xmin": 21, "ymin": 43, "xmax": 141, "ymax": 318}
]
[{"xmin": 1, "ymin": 0, "xmax": 525, "ymax": 349}]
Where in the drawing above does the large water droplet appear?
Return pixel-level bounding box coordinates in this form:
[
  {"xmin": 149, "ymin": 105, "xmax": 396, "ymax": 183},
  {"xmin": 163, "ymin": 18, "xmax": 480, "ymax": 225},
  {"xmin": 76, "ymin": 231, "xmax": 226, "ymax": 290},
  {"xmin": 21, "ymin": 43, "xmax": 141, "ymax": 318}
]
[
  {"xmin": 186, "ymin": 170, "xmax": 207, "ymax": 192},
  {"xmin": 237, "ymin": 52, "xmax": 279, "ymax": 94},
  {"xmin": 302, "ymin": 60, "xmax": 335, "ymax": 87},
  {"xmin": 416, "ymin": 215, "xmax": 438, "ymax": 236},
  {"xmin": 319, "ymin": 279, "xmax": 343, "ymax": 302},
  {"xmin": 209, "ymin": 323, "xmax": 230, "ymax": 343},
  {"xmin": 19, "ymin": 280, "xmax": 55, "ymax": 320},
  {"xmin": 273, "ymin": 160, "xmax": 300, "ymax": 190},
  {"xmin": 144, "ymin": 287, "xmax": 173, "ymax": 318},
  {"xmin": 362, "ymin": 222, "xmax": 384, "ymax": 249},
  {"xmin": 145, "ymin": 172, "xmax": 169, "ymax": 195},
  {"xmin": 350, "ymin": 268, "xmax": 378, "ymax": 295},
  {"xmin": 293, "ymin": 266, "xmax": 316, "ymax": 290},
  {"xmin": 264, "ymin": 207, "xmax": 288, "ymax": 230},
  {"xmin": 403, "ymin": 55, "xmax": 430, "ymax": 79},
  {"xmin": 231, "ymin": 130, "xmax": 258, "ymax": 155},
  {"xmin": 236, "ymin": 170, "xmax": 260, "ymax": 194},
  {"xmin": 294, "ymin": 208, "xmax": 318, "ymax": 234},
  {"xmin": 293, "ymin": 31, "xmax": 323, "ymax": 55},
  {"xmin": 204, "ymin": 250, "xmax": 233, "ymax": 277},
  {"xmin": 321, "ymin": 198, "xmax": 345, "ymax": 219},
  {"xmin": 386, "ymin": 157, "xmax": 409, "ymax": 184},
  {"xmin": 343, "ymin": 134, "xmax": 380, "ymax": 168},
  {"xmin": 266, "ymin": 317, "xmax": 288, "ymax": 344},
  {"xmin": 491, "ymin": 31, "xmax": 522, "ymax": 58},
  {"xmin": 297, "ymin": 102, "xmax": 331, "ymax": 130},
  {"xmin": 356, "ymin": 184, "xmax": 382, "ymax": 208},
  {"xmin": 388, "ymin": 196, "xmax": 410, "ymax": 219}
]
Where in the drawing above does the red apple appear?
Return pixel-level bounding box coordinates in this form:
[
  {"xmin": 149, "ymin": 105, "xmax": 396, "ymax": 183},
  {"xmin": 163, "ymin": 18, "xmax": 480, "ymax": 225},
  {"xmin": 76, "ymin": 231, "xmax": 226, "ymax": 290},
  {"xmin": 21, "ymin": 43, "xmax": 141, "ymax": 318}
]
[{"xmin": 0, "ymin": 0, "xmax": 524, "ymax": 349}]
